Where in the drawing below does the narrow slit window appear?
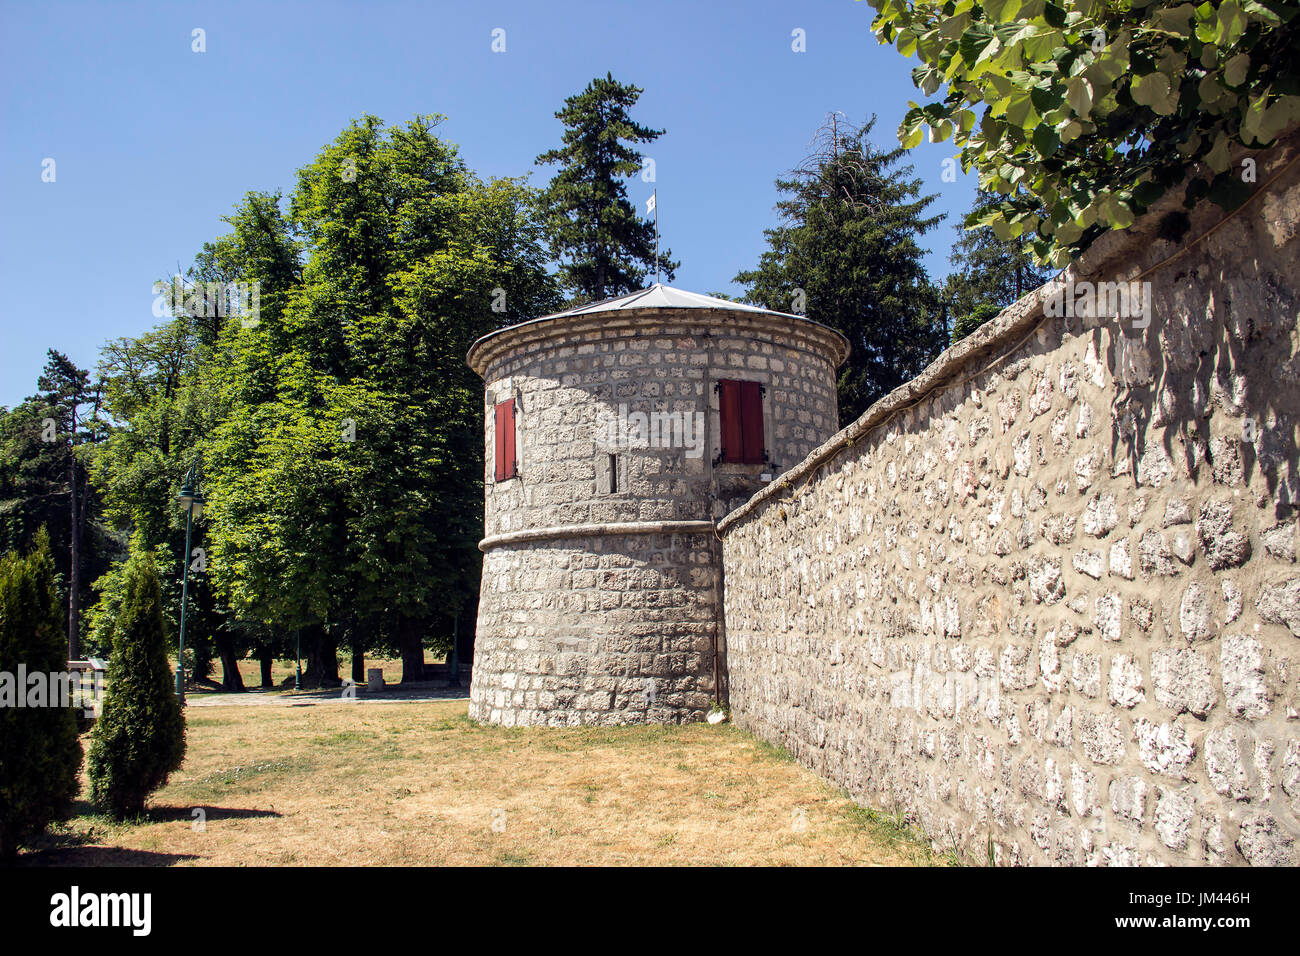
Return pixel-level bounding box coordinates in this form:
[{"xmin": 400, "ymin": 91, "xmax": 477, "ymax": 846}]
[{"xmin": 608, "ymin": 453, "xmax": 619, "ymax": 493}]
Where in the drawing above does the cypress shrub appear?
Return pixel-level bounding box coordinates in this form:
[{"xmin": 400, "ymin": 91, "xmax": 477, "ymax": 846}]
[
  {"xmin": 87, "ymin": 551, "xmax": 185, "ymax": 818},
  {"xmin": 0, "ymin": 529, "xmax": 83, "ymax": 861}
]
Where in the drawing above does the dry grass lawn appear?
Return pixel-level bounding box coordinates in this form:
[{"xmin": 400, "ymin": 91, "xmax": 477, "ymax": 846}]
[{"xmin": 26, "ymin": 700, "xmax": 940, "ymax": 866}]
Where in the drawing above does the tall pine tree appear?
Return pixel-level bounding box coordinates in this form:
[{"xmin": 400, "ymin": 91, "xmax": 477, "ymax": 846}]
[
  {"xmin": 34, "ymin": 351, "xmax": 106, "ymax": 659},
  {"xmin": 735, "ymin": 116, "xmax": 948, "ymax": 426},
  {"xmin": 944, "ymin": 189, "xmax": 1054, "ymax": 343},
  {"xmin": 536, "ymin": 74, "xmax": 678, "ymax": 302}
]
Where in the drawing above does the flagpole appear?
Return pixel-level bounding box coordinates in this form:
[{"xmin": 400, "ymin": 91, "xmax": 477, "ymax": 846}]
[{"xmin": 651, "ymin": 189, "xmax": 660, "ymax": 285}]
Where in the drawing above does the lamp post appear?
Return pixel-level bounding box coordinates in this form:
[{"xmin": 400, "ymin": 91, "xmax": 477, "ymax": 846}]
[
  {"xmin": 447, "ymin": 612, "xmax": 460, "ymax": 688},
  {"xmin": 295, "ymin": 628, "xmax": 302, "ymax": 692},
  {"xmin": 175, "ymin": 464, "xmax": 205, "ymax": 705}
]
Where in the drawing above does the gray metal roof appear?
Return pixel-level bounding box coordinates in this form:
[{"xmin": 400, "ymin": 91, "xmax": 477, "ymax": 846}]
[{"xmin": 537, "ymin": 283, "xmax": 803, "ymax": 320}]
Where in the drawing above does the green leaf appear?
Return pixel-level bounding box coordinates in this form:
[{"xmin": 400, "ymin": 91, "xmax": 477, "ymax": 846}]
[
  {"xmin": 1032, "ymin": 124, "xmax": 1061, "ymax": 157},
  {"xmin": 1066, "ymin": 75, "xmax": 1093, "ymax": 117},
  {"xmin": 1241, "ymin": 88, "xmax": 1269, "ymax": 142},
  {"xmin": 1204, "ymin": 131, "xmax": 1232, "ymax": 173},
  {"xmin": 1055, "ymin": 220, "xmax": 1084, "ymax": 243},
  {"xmin": 1207, "ymin": 172, "xmax": 1251, "ymax": 210},
  {"xmin": 1131, "ymin": 72, "xmax": 1178, "ymax": 115},
  {"xmin": 1132, "ymin": 180, "xmax": 1168, "ymax": 208},
  {"xmin": 1257, "ymin": 94, "xmax": 1300, "ymax": 143},
  {"xmin": 1006, "ymin": 93, "xmax": 1040, "ymax": 129},
  {"xmin": 982, "ymin": 0, "xmax": 1022, "ymax": 22},
  {"xmin": 1103, "ymin": 195, "xmax": 1135, "ymax": 229},
  {"xmin": 1216, "ymin": 1, "xmax": 1248, "ymax": 46},
  {"xmin": 959, "ymin": 25, "xmax": 996, "ymax": 66},
  {"xmin": 1030, "ymin": 84, "xmax": 1065, "ymax": 114},
  {"xmin": 1198, "ymin": 72, "xmax": 1228, "ymax": 108},
  {"xmin": 1223, "ymin": 52, "xmax": 1251, "ymax": 87}
]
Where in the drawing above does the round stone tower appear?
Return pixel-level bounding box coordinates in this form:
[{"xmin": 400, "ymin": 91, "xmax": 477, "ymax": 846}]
[{"xmin": 466, "ymin": 284, "xmax": 848, "ymax": 726}]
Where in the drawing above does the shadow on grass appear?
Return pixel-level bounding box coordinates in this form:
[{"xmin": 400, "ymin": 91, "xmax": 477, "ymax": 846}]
[
  {"xmin": 18, "ymin": 844, "xmax": 201, "ymax": 866},
  {"xmin": 145, "ymin": 805, "xmax": 282, "ymax": 824},
  {"xmin": 11, "ymin": 802, "xmax": 282, "ymax": 867}
]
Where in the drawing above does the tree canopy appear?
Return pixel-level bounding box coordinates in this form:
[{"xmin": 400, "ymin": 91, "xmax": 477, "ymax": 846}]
[
  {"xmin": 735, "ymin": 116, "xmax": 949, "ymax": 425},
  {"xmin": 944, "ymin": 188, "xmax": 1054, "ymax": 341},
  {"xmin": 869, "ymin": 0, "xmax": 1300, "ymax": 265},
  {"xmin": 202, "ymin": 115, "xmax": 560, "ymax": 683},
  {"xmin": 537, "ymin": 73, "xmax": 679, "ymax": 301}
]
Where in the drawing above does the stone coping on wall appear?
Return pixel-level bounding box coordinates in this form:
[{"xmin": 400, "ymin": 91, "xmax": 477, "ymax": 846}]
[
  {"xmin": 717, "ymin": 125, "xmax": 1300, "ymax": 537},
  {"xmin": 479, "ymin": 519, "xmax": 717, "ymax": 552},
  {"xmin": 466, "ymin": 306, "xmax": 851, "ymax": 379}
]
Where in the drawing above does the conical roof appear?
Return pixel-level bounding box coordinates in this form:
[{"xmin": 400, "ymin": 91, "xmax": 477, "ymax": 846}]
[
  {"xmin": 537, "ymin": 283, "xmax": 803, "ymax": 320},
  {"xmin": 467, "ymin": 282, "xmax": 849, "ymax": 376}
]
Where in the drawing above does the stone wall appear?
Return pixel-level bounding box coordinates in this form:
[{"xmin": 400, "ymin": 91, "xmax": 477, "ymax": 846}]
[
  {"xmin": 718, "ymin": 132, "xmax": 1300, "ymax": 865},
  {"xmin": 472, "ymin": 308, "xmax": 846, "ymax": 535},
  {"xmin": 468, "ymin": 307, "xmax": 846, "ymax": 726},
  {"xmin": 470, "ymin": 531, "xmax": 718, "ymax": 726}
]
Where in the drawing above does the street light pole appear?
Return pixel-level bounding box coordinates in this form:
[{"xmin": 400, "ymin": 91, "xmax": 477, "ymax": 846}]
[
  {"xmin": 295, "ymin": 627, "xmax": 302, "ymax": 692},
  {"xmin": 174, "ymin": 464, "xmax": 205, "ymax": 706},
  {"xmin": 447, "ymin": 612, "xmax": 460, "ymax": 687}
]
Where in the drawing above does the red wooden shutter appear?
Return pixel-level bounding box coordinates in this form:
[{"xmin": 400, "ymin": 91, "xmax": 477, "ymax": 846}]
[
  {"xmin": 494, "ymin": 399, "xmax": 517, "ymax": 481},
  {"xmin": 719, "ymin": 380, "xmax": 743, "ymax": 463},
  {"xmin": 739, "ymin": 380, "xmax": 765, "ymax": 464}
]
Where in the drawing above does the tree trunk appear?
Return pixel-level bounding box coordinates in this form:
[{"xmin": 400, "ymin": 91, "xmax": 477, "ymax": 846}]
[
  {"xmin": 397, "ymin": 617, "xmax": 424, "ymax": 683},
  {"xmin": 351, "ymin": 643, "xmax": 364, "ymax": 684},
  {"xmin": 215, "ymin": 633, "xmax": 245, "ymax": 692},
  {"xmin": 258, "ymin": 647, "xmax": 274, "ymax": 688},
  {"xmin": 303, "ymin": 624, "xmax": 340, "ymax": 687},
  {"xmin": 67, "ymin": 452, "xmax": 80, "ymax": 661}
]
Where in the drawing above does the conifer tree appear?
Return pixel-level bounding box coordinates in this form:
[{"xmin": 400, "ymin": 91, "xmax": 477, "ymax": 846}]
[
  {"xmin": 944, "ymin": 189, "xmax": 1054, "ymax": 343},
  {"xmin": 536, "ymin": 73, "xmax": 678, "ymax": 302},
  {"xmin": 34, "ymin": 350, "xmax": 105, "ymax": 659},
  {"xmin": 0, "ymin": 529, "xmax": 82, "ymax": 860},
  {"xmin": 735, "ymin": 116, "xmax": 947, "ymax": 426},
  {"xmin": 87, "ymin": 549, "xmax": 185, "ymax": 818}
]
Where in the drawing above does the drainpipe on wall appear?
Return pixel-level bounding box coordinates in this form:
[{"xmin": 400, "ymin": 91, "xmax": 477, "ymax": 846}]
[{"xmin": 711, "ymin": 527, "xmax": 726, "ymax": 709}]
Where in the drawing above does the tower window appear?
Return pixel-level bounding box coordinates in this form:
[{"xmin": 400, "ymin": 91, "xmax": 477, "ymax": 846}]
[
  {"xmin": 494, "ymin": 398, "xmax": 517, "ymax": 481},
  {"xmin": 717, "ymin": 379, "xmax": 766, "ymax": 465}
]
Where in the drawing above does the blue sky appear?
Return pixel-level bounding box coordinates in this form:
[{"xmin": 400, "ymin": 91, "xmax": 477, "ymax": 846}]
[{"xmin": 0, "ymin": 0, "xmax": 977, "ymax": 409}]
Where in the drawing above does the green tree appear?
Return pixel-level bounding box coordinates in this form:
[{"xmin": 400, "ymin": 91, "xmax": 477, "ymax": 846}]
[
  {"xmin": 735, "ymin": 116, "xmax": 948, "ymax": 425},
  {"xmin": 536, "ymin": 73, "xmax": 678, "ymax": 302},
  {"xmin": 205, "ymin": 116, "xmax": 559, "ymax": 683},
  {"xmin": 945, "ymin": 189, "xmax": 1054, "ymax": 342},
  {"xmin": 87, "ymin": 548, "xmax": 186, "ymax": 818},
  {"xmin": 91, "ymin": 319, "xmax": 240, "ymax": 688},
  {"xmin": 19, "ymin": 350, "xmax": 109, "ymax": 660},
  {"xmin": 948, "ymin": 301, "xmax": 1005, "ymax": 343},
  {"xmin": 0, "ymin": 529, "xmax": 83, "ymax": 861},
  {"xmin": 871, "ymin": 0, "xmax": 1300, "ymax": 265},
  {"xmin": 0, "ymin": 393, "xmax": 120, "ymax": 662}
]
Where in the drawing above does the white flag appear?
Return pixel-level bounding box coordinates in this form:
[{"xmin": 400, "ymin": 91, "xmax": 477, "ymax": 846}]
[{"xmin": 646, "ymin": 192, "xmax": 656, "ymax": 214}]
